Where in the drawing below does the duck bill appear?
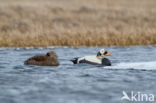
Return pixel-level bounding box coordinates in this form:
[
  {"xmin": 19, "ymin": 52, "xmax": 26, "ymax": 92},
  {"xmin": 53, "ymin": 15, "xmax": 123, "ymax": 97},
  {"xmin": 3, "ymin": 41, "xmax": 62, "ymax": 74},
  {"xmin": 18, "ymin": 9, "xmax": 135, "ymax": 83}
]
[{"xmin": 106, "ymin": 53, "xmax": 112, "ymax": 56}]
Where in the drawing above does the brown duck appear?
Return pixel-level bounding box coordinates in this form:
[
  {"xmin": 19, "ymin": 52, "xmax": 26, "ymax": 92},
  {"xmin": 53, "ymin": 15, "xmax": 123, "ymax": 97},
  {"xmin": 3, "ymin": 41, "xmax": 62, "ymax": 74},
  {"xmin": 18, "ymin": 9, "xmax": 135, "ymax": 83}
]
[{"xmin": 24, "ymin": 51, "xmax": 59, "ymax": 66}]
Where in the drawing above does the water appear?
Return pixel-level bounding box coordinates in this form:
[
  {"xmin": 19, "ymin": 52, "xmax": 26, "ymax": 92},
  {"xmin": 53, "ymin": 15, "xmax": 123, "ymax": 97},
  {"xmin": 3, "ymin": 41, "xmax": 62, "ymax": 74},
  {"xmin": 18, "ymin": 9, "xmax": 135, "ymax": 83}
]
[{"xmin": 0, "ymin": 46, "xmax": 156, "ymax": 103}]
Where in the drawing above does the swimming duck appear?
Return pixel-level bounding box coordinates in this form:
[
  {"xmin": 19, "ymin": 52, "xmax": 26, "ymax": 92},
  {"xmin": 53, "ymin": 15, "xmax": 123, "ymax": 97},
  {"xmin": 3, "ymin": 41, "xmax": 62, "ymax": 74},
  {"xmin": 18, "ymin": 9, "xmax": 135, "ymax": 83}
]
[
  {"xmin": 70, "ymin": 49, "xmax": 112, "ymax": 66},
  {"xmin": 24, "ymin": 51, "xmax": 59, "ymax": 66}
]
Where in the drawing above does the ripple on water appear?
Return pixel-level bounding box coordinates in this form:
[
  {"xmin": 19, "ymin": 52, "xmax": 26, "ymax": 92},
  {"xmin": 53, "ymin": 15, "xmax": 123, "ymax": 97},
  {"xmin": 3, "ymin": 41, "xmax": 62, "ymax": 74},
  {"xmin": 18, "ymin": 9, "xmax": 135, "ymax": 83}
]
[
  {"xmin": 0, "ymin": 65, "xmax": 6, "ymax": 69},
  {"xmin": 13, "ymin": 65, "xmax": 25, "ymax": 70},
  {"xmin": 79, "ymin": 74, "xmax": 92, "ymax": 77},
  {"xmin": 0, "ymin": 46, "xmax": 156, "ymax": 103}
]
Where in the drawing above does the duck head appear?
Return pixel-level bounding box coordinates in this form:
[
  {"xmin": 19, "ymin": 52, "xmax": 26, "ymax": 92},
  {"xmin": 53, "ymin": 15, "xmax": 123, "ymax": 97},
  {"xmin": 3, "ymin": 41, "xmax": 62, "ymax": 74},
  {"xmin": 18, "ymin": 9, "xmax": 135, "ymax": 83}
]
[
  {"xmin": 97, "ymin": 49, "xmax": 112, "ymax": 59},
  {"xmin": 46, "ymin": 51, "xmax": 58, "ymax": 59}
]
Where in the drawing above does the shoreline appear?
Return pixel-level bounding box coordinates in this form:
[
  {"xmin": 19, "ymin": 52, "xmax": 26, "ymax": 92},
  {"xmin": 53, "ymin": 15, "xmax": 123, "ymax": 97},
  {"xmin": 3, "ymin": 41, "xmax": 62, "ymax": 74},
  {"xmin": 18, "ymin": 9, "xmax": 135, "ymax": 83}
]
[{"xmin": 0, "ymin": 45, "xmax": 156, "ymax": 48}]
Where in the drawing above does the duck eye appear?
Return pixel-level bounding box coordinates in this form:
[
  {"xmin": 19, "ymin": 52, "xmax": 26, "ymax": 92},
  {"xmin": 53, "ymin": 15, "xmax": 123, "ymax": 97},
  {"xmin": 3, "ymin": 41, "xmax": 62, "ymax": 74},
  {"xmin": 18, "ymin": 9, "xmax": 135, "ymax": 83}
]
[{"xmin": 104, "ymin": 51, "xmax": 108, "ymax": 55}]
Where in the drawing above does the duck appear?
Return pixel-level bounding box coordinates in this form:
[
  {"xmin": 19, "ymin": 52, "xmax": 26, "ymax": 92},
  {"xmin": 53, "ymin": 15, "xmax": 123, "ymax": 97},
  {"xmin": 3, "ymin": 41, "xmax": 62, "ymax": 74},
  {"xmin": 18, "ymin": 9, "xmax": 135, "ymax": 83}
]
[
  {"xmin": 24, "ymin": 51, "xmax": 59, "ymax": 66},
  {"xmin": 70, "ymin": 49, "xmax": 112, "ymax": 66}
]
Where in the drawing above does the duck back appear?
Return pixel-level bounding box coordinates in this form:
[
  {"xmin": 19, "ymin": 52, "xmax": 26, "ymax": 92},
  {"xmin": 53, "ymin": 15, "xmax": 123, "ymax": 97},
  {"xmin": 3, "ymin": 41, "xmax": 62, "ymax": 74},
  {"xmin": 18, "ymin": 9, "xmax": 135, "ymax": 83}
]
[{"xmin": 24, "ymin": 55, "xmax": 59, "ymax": 66}]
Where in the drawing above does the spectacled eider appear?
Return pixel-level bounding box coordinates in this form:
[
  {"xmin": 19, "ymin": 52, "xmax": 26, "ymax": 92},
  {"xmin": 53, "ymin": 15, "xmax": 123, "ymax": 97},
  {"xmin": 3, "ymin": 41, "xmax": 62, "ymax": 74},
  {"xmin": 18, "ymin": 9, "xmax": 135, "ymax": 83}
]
[
  {"xmin": 70, "ymin": 49, "xmax": 112, "ymax": 66},
  {"xmin": 24, "ymin": 51, "xmax": 59, "ymax": 66}
]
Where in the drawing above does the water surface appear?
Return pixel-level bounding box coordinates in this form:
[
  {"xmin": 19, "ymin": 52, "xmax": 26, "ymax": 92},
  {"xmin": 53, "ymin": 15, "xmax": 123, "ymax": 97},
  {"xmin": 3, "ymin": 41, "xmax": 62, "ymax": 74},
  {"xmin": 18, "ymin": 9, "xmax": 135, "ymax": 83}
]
[{"xmin": 0, "ymin": 46, "xmax": 156, "ymax": 103}]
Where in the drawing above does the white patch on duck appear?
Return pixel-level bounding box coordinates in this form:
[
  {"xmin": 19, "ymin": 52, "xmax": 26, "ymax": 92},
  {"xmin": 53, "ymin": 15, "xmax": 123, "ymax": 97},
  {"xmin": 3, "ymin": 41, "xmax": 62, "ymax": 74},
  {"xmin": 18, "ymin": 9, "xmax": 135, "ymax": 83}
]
[
  {"xmin": 78, "ymin": 56, "xmax": 102, "ymax": 64},
  {"xmin": 70, "ymin": 49, "xmax": 112, "ymax": 66}
]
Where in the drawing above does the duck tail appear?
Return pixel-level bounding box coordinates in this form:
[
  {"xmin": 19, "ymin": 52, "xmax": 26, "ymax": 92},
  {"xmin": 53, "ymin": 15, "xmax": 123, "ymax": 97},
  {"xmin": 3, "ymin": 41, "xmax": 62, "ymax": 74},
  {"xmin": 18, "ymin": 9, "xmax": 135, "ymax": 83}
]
[
  {"xmin": 70, "ymin": 57, "xmax": 79, "ymax": 64},
  {"xmin": 24, "ymin": 60, "xmax": 29, "ymax": 65}
]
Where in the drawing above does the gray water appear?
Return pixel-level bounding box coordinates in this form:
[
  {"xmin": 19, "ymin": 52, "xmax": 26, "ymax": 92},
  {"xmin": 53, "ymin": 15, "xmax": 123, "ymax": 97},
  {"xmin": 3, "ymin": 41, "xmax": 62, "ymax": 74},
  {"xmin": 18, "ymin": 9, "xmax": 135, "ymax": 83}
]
[{"xmin": 0, "ymin": 46, "xmax": 156, "ymax": 103}]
